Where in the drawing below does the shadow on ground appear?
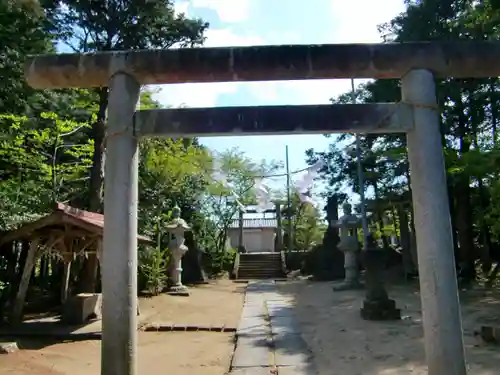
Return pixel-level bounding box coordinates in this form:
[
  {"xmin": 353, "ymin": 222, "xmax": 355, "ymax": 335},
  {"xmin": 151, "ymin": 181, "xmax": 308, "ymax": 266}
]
[{"xmin": 242, "ymin": 279, "xmax": 500, "ymax": 375}]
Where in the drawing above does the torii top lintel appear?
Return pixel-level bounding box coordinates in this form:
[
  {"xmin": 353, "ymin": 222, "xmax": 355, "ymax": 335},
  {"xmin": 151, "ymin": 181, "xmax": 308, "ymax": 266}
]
[{"xmin": 24, "ymin": 42, "xmax": 500, "ymax": 89}]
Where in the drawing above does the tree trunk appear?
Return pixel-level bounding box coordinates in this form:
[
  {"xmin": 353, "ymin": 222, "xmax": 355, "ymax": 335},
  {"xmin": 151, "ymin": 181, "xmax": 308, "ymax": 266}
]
[
  {"xmin": 80, "ymin": 89, "xmax": 108, "ymax": 293},
  {"xmin": 455, "ymin": 99, "xmax": 476, "ymax": 284}
]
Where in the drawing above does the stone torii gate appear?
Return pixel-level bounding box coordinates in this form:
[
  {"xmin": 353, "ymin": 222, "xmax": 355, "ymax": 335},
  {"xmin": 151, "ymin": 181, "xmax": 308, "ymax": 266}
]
[{"xmin": 24, "ymin": 42, "xmax": 500, "ymax": 375}]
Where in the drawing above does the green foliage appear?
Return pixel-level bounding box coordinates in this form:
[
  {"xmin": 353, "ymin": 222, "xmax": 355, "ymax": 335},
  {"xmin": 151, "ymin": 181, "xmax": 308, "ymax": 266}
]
[
  {"xmin": 139, "ymin": 246, "xmax": 170, "ymax": 296},
  {"xmin": 306, "ymin": 0, "xmax": 500, "ymax": 284},
  {"xmin": 281, "ymin": 192, "xmax": 326, "ymax": 251},
  {"xmin": 40, "ymin": 0, "xmax": 209, "ymax": 212},
  {"xmin": 43, "ymin": 0, "xmax": 208, "ymax": 51},
  {"xmin": 0, "ymin": 0, "xmax": 54, "ymax": 114},
  {"xmin": 205, "ymin": 247, "xmax": 237, "ymax": 277}
]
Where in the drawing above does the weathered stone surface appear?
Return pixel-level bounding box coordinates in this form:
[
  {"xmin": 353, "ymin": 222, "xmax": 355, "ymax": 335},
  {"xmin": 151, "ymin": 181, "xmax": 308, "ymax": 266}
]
[
  {"xmin": 61, "ymin": 293, "xmax": 102, "ymax": 324},
  {"xmin": 269, "ymin": 316, "xmax": 300, "ymax": 335},
  {"xmin": 360, "ymin": 236, "xmax": 401, "ymax": 321},
  {"xmin": 237, "ymin": 316, "xmax": 270, "ymax": 337},
  {"xmin": 479, "ymin": 325, "xmax": 500, "ymax": 345},
  {"xmin": 25, "ymin": 42, "xmax": 500, "ymax": 89},
  {"xmin": 306, "ymin": 195, "xmax": 345, "ymax": 281},
  {"xmin": 231, "ymin": 335, "xmax": 273, "ymax": 368},
  {"xmin": 0, "ymin": 342, "xmax": 18, "ymax": 354},
  {"xmin": 233, "ymin": 281, "xmax": 316, "ymax": 372},
  {"xmin": 277, "ymin": 365, "xmax": 319, "ymax": 375},
  {"xmin": 135, "ymin": 104, "xmax": 412, "ymax": 137},
  {"xmin": 360, "ymin": 299, "xmax": 401, "ymax": 321},
  {"xmin": 230, "ymin": 367, "xmax": 271, "ymax": 375},
  {"xmin": 241, "ymin": 305, "xmax": 267, "ymax": 318},
  {"xmin": 273, "ymin": 334, "xmax": 313, "ymax": 367},
  {"xmin": 267, "ymin": 306, "xmax": 295, "ymax": 318},
  {"xmin": 166, "ymin": 289, "xmax": 190, "ymax": 297}
]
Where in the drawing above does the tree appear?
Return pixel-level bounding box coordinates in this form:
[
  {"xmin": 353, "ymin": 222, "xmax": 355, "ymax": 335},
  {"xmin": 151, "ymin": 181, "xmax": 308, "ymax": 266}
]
[
  {"xmin": 307, "ymin": 0, "xmax": 500, "ymax": 284},
  {"xmin": 0, "ymin": 112, "xmax": 93, "ymax": 230},
  {"xmin": 0, "ymin": 0, "xmax": 56, "ymax": 114},
  {"xmin": 202, "ymin": 148, "xmax": 282, "ymax": 253},
  {"xmin": 284, "ymin": 192, "xmax": 325, "ymax": 251},
  {"xmin": 42, "ymin": 0, "xmax": 209, "ymax": 211}
]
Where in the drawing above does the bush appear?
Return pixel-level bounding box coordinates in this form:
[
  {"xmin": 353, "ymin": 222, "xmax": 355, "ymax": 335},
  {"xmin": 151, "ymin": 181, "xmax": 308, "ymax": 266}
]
[
  {"xmin": 204, "ymin": 247, "xmax": 237, "ymax": 277},
  {"xmin": 139, "ymin": 246, "xmax": 169, "ymax": 296}
]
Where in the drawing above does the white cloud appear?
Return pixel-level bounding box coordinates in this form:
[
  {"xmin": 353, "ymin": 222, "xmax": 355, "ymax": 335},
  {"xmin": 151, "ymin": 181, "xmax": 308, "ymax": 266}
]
[
  {"xmin": 203, "ymin": 29, "xmax": 265, "ymax": 48},
  {"xmin": 191, "ymin": 0, "xmax": 250, "ymax": 23},
  {"xmin": 174, "ymin": 0, "xmax": 189, "ymax": 16},
  {"xmin": 161, "ymin": 0, "xmax": 406, "ymax": 109},
  {"xmin": 330, "ymin": 0, "xmax": 406, "ymax": 42},
  {"xmin": 153, "ymin": 82, "xmax": 236, "ymax": 108},
  {"xmin": 153, "ymin": 28, "xmax": 266, "ymax": 107}
]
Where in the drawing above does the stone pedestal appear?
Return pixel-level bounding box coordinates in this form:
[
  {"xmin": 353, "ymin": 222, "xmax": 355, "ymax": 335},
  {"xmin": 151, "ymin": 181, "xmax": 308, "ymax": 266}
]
[
  {"xmin": 62, "ymin": 293, "xmax": 102, "ymax": 324},
  {"xmin": 361, "ymin": 298, "xmax": 401, "ymax": 320},
  {"xmin": 0, "ymin": 342, "xmax": 19, "ymax": 354},
  {"xmin": 333, "ymin": 236, "xmax": 362, "ymax": 291},
  {"xmin": 359, "ymin": 245, "xmax": 400, "ymax": 321},
  {"xmin": 167, "ymin": 247, "xmax": 190, "ymax": 296}
]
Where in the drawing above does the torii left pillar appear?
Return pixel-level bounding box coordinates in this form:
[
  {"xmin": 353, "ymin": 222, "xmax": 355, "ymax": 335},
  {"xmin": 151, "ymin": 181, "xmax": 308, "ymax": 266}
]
[{"xmin": 101, "ymin": 71, "xmax": 140, "ymax": 375}]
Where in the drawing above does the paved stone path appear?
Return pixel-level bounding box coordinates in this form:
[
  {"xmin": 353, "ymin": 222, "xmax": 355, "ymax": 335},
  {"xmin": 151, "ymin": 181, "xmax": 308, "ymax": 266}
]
[{"xmin": 230, "ymin": 280, "xmax": 318, "ymax": 375}]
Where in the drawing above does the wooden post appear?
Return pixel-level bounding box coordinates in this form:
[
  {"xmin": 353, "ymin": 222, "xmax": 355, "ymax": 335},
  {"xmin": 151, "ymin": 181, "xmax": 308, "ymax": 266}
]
[
  {"xmin": 60, "ymin": 254, "xmax": 72, "ymax": 304},
  {"xmin": 10, "ymin": 238, "xmax": 39, "ymax": 323},
  {"xmin": 275, "ymin": 202, "xmax": 283, "ymax": 251},
  {"xmin": 238, "ymin": 209, "xmax": 244, "ymax": 249}
]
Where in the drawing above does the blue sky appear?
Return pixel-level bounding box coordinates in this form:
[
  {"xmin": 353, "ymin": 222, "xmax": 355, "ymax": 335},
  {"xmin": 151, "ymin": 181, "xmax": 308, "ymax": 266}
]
[{"xmin": 153, "ymin": 0, "xmax": 407, "ymax": 206}]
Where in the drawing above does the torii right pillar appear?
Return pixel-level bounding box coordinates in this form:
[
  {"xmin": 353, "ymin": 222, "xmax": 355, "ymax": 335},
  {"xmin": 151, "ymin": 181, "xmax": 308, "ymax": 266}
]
[{"xmin": 402, "ymin": 69, "xmax": 467, "ymax": 375}]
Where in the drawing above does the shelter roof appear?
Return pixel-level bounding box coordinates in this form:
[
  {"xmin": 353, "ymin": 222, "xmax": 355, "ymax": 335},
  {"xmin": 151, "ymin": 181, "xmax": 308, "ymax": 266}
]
[{"xmin": 0, "ymin": 203, "xmax": 151, "ymax": 246}]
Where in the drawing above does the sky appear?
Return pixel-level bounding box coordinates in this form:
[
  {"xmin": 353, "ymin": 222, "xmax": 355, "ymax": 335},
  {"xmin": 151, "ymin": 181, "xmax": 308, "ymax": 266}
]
[{"xmin": 152, "ymin": 0, "xmax": 408, "ymax": 207}]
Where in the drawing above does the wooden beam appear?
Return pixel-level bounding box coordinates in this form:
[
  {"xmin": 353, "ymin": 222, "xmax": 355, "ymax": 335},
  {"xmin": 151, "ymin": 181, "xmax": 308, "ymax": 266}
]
[
  {"xmin": 135, "ymin": 103, "xmax": 413, "ymax": 137},
  {"xmin": 24, "ymin": 41, "xmax": 500, "ymax": 88},
  {"xmin": 10, "ymin": 239, "xmax": 39, "ymax": 323},
  {"xmin": 60, "ymin": 258, "xmax": 72, "ymax": 304}
]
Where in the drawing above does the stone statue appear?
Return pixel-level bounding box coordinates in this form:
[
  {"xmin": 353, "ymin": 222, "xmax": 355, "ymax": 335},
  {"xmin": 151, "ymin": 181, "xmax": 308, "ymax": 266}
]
[
  {"xmin": 306, "ymin": 194, "xmax": 345, "ymax": 280},
  {"xmin": 183, "ymin": 231, "xmax": 209, "ymax": 284},
  {"xmin": 165, "ymin": 205, "xmax": 191, "ymax": 296},
  {"xmin": 332, "ymin": 202, "xmax": 362, "ymax": 291}
]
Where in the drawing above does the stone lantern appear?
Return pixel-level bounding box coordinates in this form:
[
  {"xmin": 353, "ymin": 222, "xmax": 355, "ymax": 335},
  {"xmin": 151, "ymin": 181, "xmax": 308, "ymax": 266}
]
[
  {"xmin": 332, "ymin": 202, "xmax": 363, "ymax": 291},
  {"xmin": 165, "ymin": 205, "xmax": 191, "ymax": 296}
]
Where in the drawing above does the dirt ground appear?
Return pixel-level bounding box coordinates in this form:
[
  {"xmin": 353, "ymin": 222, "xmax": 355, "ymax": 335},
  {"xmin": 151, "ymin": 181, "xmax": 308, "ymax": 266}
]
[
  {"xmin": 0, "ymin": 280, "xmax": 244, "ymax": 375},
  {"xmin": 139, "ymin": 280, "xmax": 245, "ymax": 327},
  {"xmin": 276, "ymin": 280, "xmax": 500, "ymax": 375}
]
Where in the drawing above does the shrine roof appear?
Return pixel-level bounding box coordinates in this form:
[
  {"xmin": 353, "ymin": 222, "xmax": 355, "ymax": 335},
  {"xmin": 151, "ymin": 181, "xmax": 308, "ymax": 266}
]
[{"xmin": 0, "ymin": 203, "xmax": 152, "ymax": 246}]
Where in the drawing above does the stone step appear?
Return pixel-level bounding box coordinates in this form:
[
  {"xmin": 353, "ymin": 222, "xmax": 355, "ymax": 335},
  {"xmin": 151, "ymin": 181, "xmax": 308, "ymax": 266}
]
[
  {"xmin": 239, "ymin": 272, "xmax": 283, "ymax": 277},
  {"xmin": 238, "ymin": 270, "xmax": 284, "ymax": 274},
  {"xmin": 240, "ymin": 254, "xmax": 282, "ymax": 260},
  {"xmin": 238, "ymin": 274, "xmax": 285, "ymax": 279},
  {"xmin": 239, "ymin": 264, "xmax": 282, "ymax": 269},
  {"xmin": 238, "ymin": 272, "xmax": 285, "ymax": 277},
  {"xmin": 239, "ymin": 260, "xmax": 282, "ymax": 265}
]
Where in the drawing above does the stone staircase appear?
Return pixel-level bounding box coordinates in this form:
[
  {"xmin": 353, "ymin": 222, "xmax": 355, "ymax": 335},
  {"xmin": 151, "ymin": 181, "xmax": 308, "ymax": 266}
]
[{"xmin": 236, "ymin": 252, "xmax": 286, "ymax": 280}]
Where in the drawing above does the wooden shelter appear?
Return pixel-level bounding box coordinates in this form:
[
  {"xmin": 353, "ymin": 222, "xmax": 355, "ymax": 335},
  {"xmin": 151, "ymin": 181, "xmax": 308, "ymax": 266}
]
[{"xmin": 0, "ymin": 203, "xmax": 151, "ymax": 323}]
